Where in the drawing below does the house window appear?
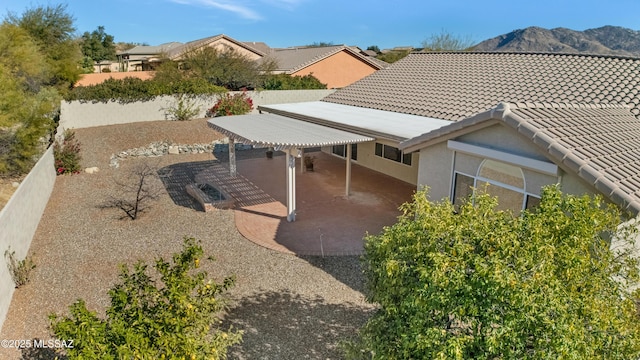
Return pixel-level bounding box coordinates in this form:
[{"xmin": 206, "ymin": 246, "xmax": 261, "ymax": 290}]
[
  {"xmin": 374, "ymin": 142, "xmax": 411, "ymax": 165},
  {"xmin": 332, "ymin": 144, "xmax": 357, "ymax": 160},
  {"xmin": 451, "ymin": 159, "xmax": 541, "ymax": 214}
]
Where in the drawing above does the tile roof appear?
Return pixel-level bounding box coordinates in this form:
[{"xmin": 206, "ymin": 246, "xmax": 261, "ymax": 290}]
[
  {"xmin": 266, "ymin": 45, "xmax": 386, "ymax": 74},
  {"xmin": 117, "ymin": 42, "xmax": 183, "ymax": 56},
  {"xmin": 400, "ymin": 102, "xmax": 640, "ymax": 215},
  {"xmin": 165, "ymin": 34, "xmax": 267, "ymax": 60},
  {"xmin": 323, "ymin": 52, "xmax": 640, "ymax": 121}
]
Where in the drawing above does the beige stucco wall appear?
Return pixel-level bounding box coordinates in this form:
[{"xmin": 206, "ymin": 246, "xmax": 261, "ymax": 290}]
[
  {"xmin": 417, "ymin": 124, "xmax": 563, "ymax": 203},
  {"xmin": 291, "ymin": 50, "xmax": 378, "ymax": 89},
  {"xmin": 322, "ymin": 139, "xmax": 419, "ymax": 185}
]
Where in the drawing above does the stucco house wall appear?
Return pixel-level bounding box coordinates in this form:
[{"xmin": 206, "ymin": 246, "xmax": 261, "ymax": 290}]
[
  {"xmin": 415, "ymin": 124, "xmax": 587, "ymax": 206},
  {"xmin": 322, "ymin": 138, "xmax": 419, "ymax": 185},
  {"xmin": 292, "ymin": 51, "xmax": 379, "ymax": 89}
]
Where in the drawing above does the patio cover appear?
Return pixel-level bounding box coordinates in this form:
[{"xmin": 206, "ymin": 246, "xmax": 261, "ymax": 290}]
[
  {"xmin": 207, "ymin": 113, "xmax": 374, "ymax": 148},
  {"xmin": 208, "ymin": 113, "xmax": 374, "ymax": 222}
]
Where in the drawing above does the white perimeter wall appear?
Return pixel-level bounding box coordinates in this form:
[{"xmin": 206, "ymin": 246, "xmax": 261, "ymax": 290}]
[
  {"xmin": 59, "ymin": 90, "xmax": 336, "ymax": 130},
  {"xmin": 0, "ymin": 147, "xmax": 56, "ymax": 330}
]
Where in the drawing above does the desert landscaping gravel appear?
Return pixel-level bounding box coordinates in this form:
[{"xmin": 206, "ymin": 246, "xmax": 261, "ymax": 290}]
[{"xmin": 0, "ymin": 119, "xmax": 376, "ymax": 359}]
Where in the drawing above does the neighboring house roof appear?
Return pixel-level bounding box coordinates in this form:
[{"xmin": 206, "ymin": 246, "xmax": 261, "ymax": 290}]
[
  {"xmin": 165, "ymin": 34, "xmax": 267, "ymax": 60},
  {"xmin": 117, "ymin": 42, "xmax": 183, "ymax": 57},
  {"xmin": 323, "ymin": 52, "xmax": 640, "ymax": 120},
  {"xmin": 75, "ymin": 71, "xmax": 155, "ymax": 87},
  {"xmin": 400, "ymin": 102, "xmax": 640, "ymax": 215},
  {"xmin": 267, "ymin": 45, "xmax": 387, "ymax": 74}
]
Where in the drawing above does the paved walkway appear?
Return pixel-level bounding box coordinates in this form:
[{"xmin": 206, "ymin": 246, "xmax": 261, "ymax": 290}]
[{"xmin": 192, "ymin": 151, "xmax": 416, "ymax": 256}]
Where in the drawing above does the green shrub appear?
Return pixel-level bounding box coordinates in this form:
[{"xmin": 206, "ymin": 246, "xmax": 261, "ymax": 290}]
[
  {"xmin": 53, "ymin": 129, "xmax": 81, "ymax": 175},
  {"xmin": 66, "ymin": 77, "xmax": 225, "ymax": 104},
  {"xmin": 260, "ymin": 73, "xmax": 327, "ymax": 90},
  {"xmin": 164, "ymin": 93, "xmax": 201, "ymax": 121},
  {"xmin": 206, "ymin": 91, "xmax": 253, "ymax": 117},
  {"xmin": 354, "ymin": 185, "xmax": 640, "ymax": 359},
  {"xmin": 50, "ymin": 237, "xmax": 242, "ymax": 359}
]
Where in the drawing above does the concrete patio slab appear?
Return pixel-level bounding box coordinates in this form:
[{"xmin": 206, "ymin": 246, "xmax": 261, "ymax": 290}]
[{"xmin": 196, "ymin": 151, "xmax": 415, "ymax": 256}]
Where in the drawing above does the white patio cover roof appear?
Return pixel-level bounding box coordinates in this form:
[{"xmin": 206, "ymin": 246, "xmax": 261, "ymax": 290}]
[
  {"xmin": 207, "ymin": 113, "xmax": 374, "ymax": 148},
  {"xmin": 258, "ymin": 101, "xmax": 453, "ymax": 141}
]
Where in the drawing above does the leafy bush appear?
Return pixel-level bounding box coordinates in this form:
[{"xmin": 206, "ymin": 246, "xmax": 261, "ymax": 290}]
[
  {"xmin": 164, "ymin": 93, "xmax": 201, "ymax": 121},
  {"xmin": 53, "ymin": 129, "xmax": 81, "ymax": 175},
  {"xmin": 260, "ymin": 73, "xmax": 327, "ymax": 90},
  {"xmin": 4, "ymin": 247, "xmax": 36, "ymax": 288},
  {"xmin": 206, "ymin": 91, "xmax": 253, "ymax": 117},
  {"xmin": 66, "ymin": 77, "xmax": 225, "ymax": 104},
  {"xmin": 354, "ymin": 185, "xmax": 640, "ymax": 359},
  {"xmin": 50, "ymin": 237, "xmax": 242, "ymax": 359}
]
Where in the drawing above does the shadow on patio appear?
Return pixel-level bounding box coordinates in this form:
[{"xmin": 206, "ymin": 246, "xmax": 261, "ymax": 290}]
[{"xmin": 159, "ymin": 150, "xmax": 415, "ymax": 256}]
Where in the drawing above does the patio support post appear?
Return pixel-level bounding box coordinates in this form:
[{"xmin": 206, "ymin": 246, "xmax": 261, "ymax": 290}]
[
  {"xmin": 228, "ymin": 138, "xmax": 236, "ymax": 177},
  {"xmin": 300, "ymin": 148, "xmax": 305, "ymax": 174},
  {"xmin": 286, "ymin": 148, "xmax": 297, "ymax": 222},
  {"xmin": 345, "ymin": 143, "xmax": 352, "ymax": 197}
]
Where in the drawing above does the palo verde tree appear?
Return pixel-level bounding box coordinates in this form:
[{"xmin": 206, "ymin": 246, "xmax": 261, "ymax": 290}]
[
  {"xmin": 50, "ymin": 237, "xmax": 242, "ymax": 359},
  {"xmin": 0, "ymin": 22, "xmax": 60, "ymax": 176},
  {"xmin": 352, "ymin": 185, "xmax": 640, "ymax": 359}
]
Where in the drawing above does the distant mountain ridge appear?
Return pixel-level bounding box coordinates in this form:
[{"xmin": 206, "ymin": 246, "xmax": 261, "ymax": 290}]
[{"xmin": 472, "ymin": 26, "xmax": 640, "ymax": 57}]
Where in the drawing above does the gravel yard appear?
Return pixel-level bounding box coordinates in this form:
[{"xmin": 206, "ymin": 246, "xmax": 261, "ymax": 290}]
[{"xmin": 0, "ymin": 119, "xmax": 375, "ymax": 359}]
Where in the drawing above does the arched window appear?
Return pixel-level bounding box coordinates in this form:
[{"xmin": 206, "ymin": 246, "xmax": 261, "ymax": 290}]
[{"xmin": 476, "ymin": 159, "xmax": 525, "ymax": 212}]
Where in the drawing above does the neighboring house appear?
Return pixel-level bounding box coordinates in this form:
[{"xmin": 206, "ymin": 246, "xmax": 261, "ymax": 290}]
[
  {"xmin": 106, "ymin": 34, "xmax": 386, "ymax": 89},
  {"xmin": 248, "ymin": 52, "xmax": 640, "ymax": 217},
  {"xmin": 164, "ymin": 34, "xmax": 266, "ymax": 62},
  {"xmin": 265, "ymin": 45, "xmax": 387, "ymax": 88},
  {"xmin": 116, "ymin": 42, "xmax": 183, "ymax": 71}
]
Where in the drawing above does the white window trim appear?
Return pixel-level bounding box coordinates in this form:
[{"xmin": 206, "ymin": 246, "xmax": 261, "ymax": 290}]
[
  {"xmin": 447, "ymin": 140, "xmax": 558, "ymax": 176},
  {"xmin": 452, "ymin": 169, "xmax": 542, "ymax": 211}
]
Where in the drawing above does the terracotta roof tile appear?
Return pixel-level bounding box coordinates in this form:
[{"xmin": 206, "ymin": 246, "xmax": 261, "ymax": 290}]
[{"xmin": 324, "ymin": 52, "xmax": 640, "ymax": 121}]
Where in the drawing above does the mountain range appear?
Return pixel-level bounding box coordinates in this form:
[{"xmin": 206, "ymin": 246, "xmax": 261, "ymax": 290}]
[{"xmin": 472, "ymin": 26, "xmax": 640, "ymax": 57}]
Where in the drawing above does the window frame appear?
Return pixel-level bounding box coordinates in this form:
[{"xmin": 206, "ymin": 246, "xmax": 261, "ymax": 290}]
[{"xmin": 374, "ymin": 142, "xmax": 412, "ymax": 166}]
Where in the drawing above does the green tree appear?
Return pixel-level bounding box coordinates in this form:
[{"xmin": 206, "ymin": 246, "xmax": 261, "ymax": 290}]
[
  {"xmin": 353, "ymin": 185, "xmax": 640, "ymax": 359},
  {"xmin": 5, "ymin": 4, "xmax": 81, "ymax": 91},
  {"xmin": 80, "ymin": 25, "xmax": 116, "ymax": 64},
  {"xmin": 366, "ymin": 45, "xmax": 381, "ymax": 53},
  {"xmin": 50, "ymin": 237, "xmax": 242, "ymax": 359},
  {"xmin": 421, "ymin": 30, "xmax": 475, "ymax": 51},
  {"xmin": 174, "ymin": 46, "xmax": 272, "ymax": 90},
  {"xmin": 0, "ymin": 23, "xmax": 59, "ymax": 176}
]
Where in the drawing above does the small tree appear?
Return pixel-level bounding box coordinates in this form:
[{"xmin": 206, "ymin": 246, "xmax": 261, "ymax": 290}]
[
  {"xmin": 80, "ymin": 25, "xmax": 116, "ymax": 65},
  {"xmin": 50, "ymin": 237, "xmax": 242, "ymax": 359},
  {"xmin": 353, "ymin": 185, "xmax": 640, "ymax": 359},
  {"xmin": 101, "ymin": 161, "xmax": 163, "ymax": 220}
]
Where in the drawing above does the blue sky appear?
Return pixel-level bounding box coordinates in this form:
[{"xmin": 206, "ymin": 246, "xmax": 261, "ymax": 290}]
[{"xmin": 1, "ymin": 0, "xmax": 640, "ymax": 50}]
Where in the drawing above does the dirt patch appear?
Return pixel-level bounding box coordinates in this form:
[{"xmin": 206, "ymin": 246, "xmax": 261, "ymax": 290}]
[{"xmin": 0, "ymin": 176, "xmax": 25, "ymax": 211}]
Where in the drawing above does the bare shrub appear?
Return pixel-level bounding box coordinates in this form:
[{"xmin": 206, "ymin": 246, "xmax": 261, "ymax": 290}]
[{"xmin": 100, "ymin": 161, "xmax": 163, "ymax": 220}]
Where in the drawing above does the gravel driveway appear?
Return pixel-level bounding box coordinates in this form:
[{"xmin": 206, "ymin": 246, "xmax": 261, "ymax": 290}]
[{"xmin": 0, "ymin": 119, "xmax": 375, "ymax": 359}]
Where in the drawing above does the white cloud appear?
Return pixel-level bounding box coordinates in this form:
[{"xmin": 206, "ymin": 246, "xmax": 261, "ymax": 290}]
[{"xmin": 169, "ymin": 0, "xmax": 262, "ymax": 20}]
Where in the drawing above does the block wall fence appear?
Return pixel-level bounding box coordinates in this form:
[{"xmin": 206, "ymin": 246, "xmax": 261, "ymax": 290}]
[{"xmin": 0, "ymin": 89, "xmax": 335, "ymax": 331}]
